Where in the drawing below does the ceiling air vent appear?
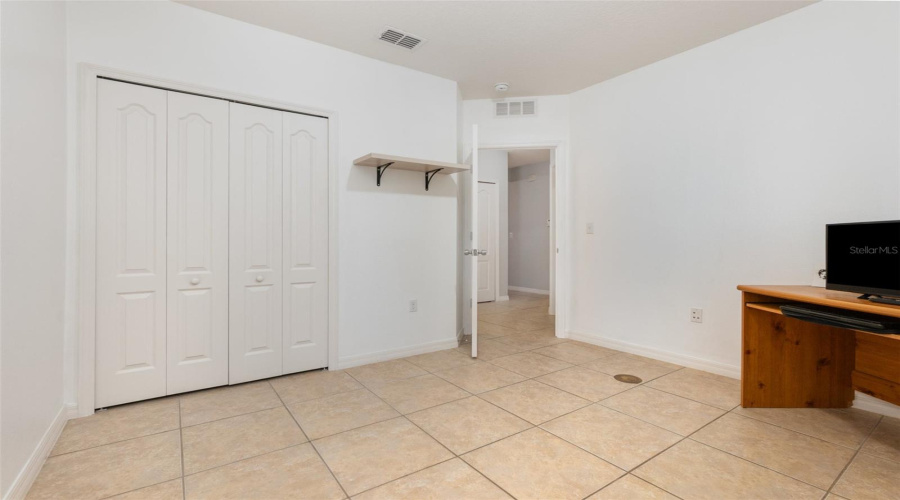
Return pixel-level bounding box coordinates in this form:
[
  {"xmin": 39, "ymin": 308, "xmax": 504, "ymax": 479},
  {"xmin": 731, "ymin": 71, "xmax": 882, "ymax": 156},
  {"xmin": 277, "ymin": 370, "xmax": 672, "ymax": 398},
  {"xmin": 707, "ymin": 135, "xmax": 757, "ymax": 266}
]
[
  {"xmin": 378, "ymin": 26, "xmax": 426, "ymax": 51},
  {"xmin": 495, "ymin": 99, "xmax": 537, "ymax": 118}
]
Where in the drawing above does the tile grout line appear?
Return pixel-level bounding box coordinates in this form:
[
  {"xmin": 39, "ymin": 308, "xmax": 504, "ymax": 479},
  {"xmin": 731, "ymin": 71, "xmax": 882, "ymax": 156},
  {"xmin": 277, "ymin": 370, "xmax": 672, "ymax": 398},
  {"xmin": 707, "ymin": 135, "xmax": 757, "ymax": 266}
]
[
  {"xmin": 681, "ymin": 435, "xmax": 833, "ymax": 493},
  {"xmin": 721, "ymin": 409, "xmax": 863, "ymax": 452},
  {"xmin": 60, "ymin": 300, "xmax": 885, "ymax": 500},
  {"xmin": 48, "ymin": 426, "xmax": 183, "ymax": 459},
  {"xmin": 456, "ymin": 326, "xmax": 703, "ymax": 485},
  {"xmin": 581, "ymin": 473, "xmax": 687, "ymax": 500},
  {"xmin": 588, "ymin": 378, "xmax": 882, "ymax": 498},
  {"xmin": 56, "ymin": 355, "xmax": 651, "ymax": 499},
  {"xmin": 338, "ymin": 370, "xmax": 509, "ymax": 498},
  {"xmin": 725, "ymin": 406, "xmax": 877, "ymax": 453},
  {"xmin": 179, "ymin": 398, "xmax": 186, "ymax": 499},
  {"xmin": 342, "ymin": 362, "xmax": 536, "ymax": 500},
  {"xmin": 96, "ymin": 405, "xmax": 189, "ymax": 500},
  {"xmin": 269, "ymin": 379, "xmax": 352, "ymax": 500},
  {"xmin": 356, "ymin": 307, "xmax": 879, "ymax": 499},
  {"xmin": 568, "ymin": 370, "xmax": 750, "ymax": 500},
  {"xmin": 456, "ymin": 392, "xmax": 629, "ymax": 498},
  {"xmin": 179, "ymin": 399, "xmax": 284, "ymax": 429},
  {"xmin": 615, "ymin": 402, "xmax": 738, "ymax": 499},
  {"xmin": 346, "ymin": 456, "xmax": 462, "ymax": 498},
  {"xmin": 51, "ymin": 396, "xmax": 298, "ymax": 461},
  {"xmin": 633, "ymin": 397, "xmax": 854, "ymax": 498},
  {"xmin": 824, "ymin": 414, "xmax": 883, "ymax": 495}
]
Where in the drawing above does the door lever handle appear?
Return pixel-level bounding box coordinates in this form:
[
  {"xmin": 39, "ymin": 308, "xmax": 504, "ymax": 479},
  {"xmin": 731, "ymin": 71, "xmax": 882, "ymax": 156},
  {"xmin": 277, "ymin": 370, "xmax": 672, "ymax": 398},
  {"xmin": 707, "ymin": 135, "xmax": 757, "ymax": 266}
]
[
  {"xmin": 479, "ymin": 250, "xmax": 488, "ymax": 256},
  {"xmin": 463, "ymin": 249, "xmax": 472, "ymax": 255}
]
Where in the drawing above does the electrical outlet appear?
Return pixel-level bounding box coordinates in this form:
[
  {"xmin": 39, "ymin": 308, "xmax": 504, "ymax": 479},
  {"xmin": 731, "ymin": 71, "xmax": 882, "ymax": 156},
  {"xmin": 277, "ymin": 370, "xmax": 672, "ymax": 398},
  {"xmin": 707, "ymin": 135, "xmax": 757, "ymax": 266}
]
[
  {"xmin": 409, "ymin": 300, "xmax": 418, "ymax": 313},
  {"xmin": 586, "ymin": 222, "xmax": 594, "ymax": 234},
  {"xmin": 690, "ymin": 308, "xmax": 703, "ymax": 323}
]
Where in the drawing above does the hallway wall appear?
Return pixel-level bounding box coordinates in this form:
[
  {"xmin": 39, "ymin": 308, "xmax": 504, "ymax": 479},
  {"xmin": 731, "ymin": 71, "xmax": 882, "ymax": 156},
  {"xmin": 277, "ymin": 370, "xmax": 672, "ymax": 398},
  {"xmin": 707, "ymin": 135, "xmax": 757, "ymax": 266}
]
[{"xmin": 509, "ymin": 161, "xmax": 551, "ymax": 292}]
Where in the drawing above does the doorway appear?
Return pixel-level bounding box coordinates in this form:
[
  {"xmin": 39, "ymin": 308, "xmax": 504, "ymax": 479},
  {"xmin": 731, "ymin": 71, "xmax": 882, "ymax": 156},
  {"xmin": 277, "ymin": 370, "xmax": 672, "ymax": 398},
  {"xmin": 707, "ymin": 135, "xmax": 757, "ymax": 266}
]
[
  {"xmin": 460, "ymin": 130, "xmax": 567, "ymax": 359},
  {"xmin": 475, "ymin": 147, "xmax": 556, "ymax": 316},
  {"xmin": 508, "ymin": 150, "xmax": 553, "ymax": 300}
]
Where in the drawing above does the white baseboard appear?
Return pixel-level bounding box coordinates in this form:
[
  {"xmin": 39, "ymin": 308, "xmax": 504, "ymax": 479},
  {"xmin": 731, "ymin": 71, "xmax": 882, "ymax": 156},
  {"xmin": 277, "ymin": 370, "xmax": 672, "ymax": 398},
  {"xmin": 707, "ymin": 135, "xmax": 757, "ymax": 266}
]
[
  {"xmin": 336, "ymin": 337, "xmax": 460, "ymax": 370},
  {"xmin": 496, "ymin": 295, "xmax": 509, "ymax": 302},
  {"xmin": 853, "ymin": 392, "xmax": 900, "ymax": 418},
  {"xmin": 508, "ymin": 286, "xmax": 549, "ymax": 296},
  {"xmin": 4, "ymin": 403, "xmax": 75, "ymax": 500},
  {"xmin": 567, "ymin": 329, "xmax": 740, "ymax": 379}
]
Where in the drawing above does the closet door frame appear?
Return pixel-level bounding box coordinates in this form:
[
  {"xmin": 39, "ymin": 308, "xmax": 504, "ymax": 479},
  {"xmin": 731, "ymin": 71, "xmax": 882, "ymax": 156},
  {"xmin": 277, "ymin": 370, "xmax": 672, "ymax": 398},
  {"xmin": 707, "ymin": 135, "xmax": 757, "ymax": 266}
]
[{"xmin": 76, "ymin": 65, "xmax": 340, "ymax": 416}]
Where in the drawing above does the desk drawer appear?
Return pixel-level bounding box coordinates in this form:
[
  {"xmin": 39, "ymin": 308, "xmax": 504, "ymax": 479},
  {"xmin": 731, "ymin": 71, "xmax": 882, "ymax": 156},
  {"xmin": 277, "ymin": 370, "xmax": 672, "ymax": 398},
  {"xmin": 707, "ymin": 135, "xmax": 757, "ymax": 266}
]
[{"xmin": 855, "ymin": 331, "xmax": 900, "ymax": 382}]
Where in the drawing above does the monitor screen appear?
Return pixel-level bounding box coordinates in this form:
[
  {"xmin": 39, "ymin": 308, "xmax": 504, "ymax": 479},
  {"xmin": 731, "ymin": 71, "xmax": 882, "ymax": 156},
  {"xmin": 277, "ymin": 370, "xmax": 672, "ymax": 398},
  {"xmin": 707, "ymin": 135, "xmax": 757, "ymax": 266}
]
[{"xmin": 827, "ymin": 221, "xmax": 900, "ymax": 297}]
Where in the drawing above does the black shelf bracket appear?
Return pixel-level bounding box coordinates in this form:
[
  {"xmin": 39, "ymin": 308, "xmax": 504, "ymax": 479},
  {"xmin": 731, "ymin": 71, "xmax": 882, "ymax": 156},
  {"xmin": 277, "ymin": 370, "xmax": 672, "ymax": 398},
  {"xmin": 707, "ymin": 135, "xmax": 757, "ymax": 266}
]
[
  {"xmin": 376, "ymin": 162, "xmax": 394, "ymax": 187},
  {"xmin": 425, "ymin": 168, "xmax": 443, "ymax": 191}
]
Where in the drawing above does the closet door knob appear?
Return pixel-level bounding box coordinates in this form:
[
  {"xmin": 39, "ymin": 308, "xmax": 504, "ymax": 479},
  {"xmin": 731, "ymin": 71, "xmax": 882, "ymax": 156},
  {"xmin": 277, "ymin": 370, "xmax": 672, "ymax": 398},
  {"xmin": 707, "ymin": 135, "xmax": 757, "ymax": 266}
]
[
  {"xmin": 256, "ymin": 275, "xmax": 264, "ymax": 282},
  {"xmin": 190, "ymin": 278, "xmax": 200, "ymax": 285}
]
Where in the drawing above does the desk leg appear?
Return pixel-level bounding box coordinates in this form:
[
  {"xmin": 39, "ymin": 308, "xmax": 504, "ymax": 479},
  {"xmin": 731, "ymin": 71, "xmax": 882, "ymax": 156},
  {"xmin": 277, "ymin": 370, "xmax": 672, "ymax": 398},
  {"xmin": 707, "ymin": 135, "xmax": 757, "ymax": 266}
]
[{"xmin": 741, "ymin": 294, "xmax": 855, "ymax": 408}]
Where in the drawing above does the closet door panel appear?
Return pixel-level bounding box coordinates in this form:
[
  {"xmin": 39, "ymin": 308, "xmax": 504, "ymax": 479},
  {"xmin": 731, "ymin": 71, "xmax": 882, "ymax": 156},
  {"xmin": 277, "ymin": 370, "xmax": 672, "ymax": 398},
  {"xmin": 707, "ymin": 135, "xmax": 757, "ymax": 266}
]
[
  {"xmin": 283, "ymin": 112, "xmax": 329, "ymax": 373},
  {"xmin": 96, "ymin": 79, "xmax": 168, "ymax": 408},
  {"xmin": 166, "ymin": 91, "xmax": 229, "ymax": 394},
  {"xmin": 229, "ymin": 103, "xmax": 284, "ymax": 383}
]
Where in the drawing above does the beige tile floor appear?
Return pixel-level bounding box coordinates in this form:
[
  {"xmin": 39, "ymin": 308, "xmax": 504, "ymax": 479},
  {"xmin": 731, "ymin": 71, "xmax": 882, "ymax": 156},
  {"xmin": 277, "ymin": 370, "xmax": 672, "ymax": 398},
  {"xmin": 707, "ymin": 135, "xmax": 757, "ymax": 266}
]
[{"xmin": 27, "ymin": 292, "xmax": 900, "ymax": 499}]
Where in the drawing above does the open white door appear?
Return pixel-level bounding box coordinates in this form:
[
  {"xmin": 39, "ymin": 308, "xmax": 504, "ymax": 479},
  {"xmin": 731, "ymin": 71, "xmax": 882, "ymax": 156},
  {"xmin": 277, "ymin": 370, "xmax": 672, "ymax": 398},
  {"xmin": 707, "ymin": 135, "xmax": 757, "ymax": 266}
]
[{"xmin": 462, "ymin": 126, "xmax": 479, "ymax": 357}]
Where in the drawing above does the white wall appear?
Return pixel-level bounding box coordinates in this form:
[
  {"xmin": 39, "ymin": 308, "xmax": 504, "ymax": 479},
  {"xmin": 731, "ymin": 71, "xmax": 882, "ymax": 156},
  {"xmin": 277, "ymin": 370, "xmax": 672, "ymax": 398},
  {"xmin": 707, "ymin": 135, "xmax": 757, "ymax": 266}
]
[
  {"xmin": 509, "ymin": 161, "xmax": 551, "ymax": 292},
  {"xmin": 1, "ymin": 1, "xmax": 69, "ymax": 496},
  {"xmin": 64, "ymin": 0, "xmax": 461, "ymax": 377},
  {"xmin": 568, "ymin": 1, "xmax": 900, "ymax": 375},
  {"xmin": 478, "ymin": 150, "xmax": 509, "ymax": 298}
]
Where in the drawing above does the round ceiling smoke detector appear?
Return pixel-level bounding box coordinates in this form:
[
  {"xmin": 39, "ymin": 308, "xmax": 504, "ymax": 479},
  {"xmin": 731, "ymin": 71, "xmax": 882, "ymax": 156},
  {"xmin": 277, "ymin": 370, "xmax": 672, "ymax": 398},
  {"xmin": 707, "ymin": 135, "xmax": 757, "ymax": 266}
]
[{"xmin": 494, "ymin": 83, "xmax": 510, "ymax": 92}]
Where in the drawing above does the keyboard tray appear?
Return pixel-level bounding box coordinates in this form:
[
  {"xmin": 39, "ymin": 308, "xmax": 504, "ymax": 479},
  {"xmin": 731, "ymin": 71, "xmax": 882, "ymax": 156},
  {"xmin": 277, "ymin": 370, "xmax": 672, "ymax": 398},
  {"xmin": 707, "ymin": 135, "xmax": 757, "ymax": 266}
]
[{"xmin": 780, "ymin": 303, "xmax": 900, "ymax": 335}]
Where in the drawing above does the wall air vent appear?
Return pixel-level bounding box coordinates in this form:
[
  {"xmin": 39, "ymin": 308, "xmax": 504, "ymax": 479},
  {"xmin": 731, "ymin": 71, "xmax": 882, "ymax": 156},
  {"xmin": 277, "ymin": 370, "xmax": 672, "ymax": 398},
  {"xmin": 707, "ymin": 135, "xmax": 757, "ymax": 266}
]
[
  {"xmin": 378, "ymin": 26, "xmax": 426, "ymax": 51},
  {"xmin": 495, "ymin": 99, "xmax": 537, "ymax": 118}
]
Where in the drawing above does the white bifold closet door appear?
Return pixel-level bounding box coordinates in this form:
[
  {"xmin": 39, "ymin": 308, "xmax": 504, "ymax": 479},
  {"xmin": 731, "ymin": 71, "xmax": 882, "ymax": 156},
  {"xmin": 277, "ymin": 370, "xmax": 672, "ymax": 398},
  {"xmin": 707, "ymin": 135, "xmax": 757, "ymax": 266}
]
[
  {"xmin": 96, "ymin": 80, "xmax": 168, "ymax": 407},
  {"xmin": 282, "ymin": 111, "xmax": 329, "ymax": 374},
  {"xmin": 228, "ymin": 103, "xmax": 329, "ymax": 384},
  {"xmin": 165, "ymin": 91, "xmax": 229, "ymax": 394},
  {"xmin": 228, "ymin": 103, "xmax": 284, "ymax": 383},
  {"xmin": 96, "ymin": 80, "xmax": 230, "ymax": 407},
  {"xmin": 96, "ymin": 79, "xmax": 329, "ymax": 406}
]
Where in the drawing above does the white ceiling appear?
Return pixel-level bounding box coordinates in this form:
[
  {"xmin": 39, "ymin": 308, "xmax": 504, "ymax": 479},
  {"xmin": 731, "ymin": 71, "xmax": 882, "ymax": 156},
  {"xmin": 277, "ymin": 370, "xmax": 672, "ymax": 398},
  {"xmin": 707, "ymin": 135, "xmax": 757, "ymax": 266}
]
[
  {"xmin": 507, "ymin": 149, "xmax": 551, "ymax": 168},
  {"xmin": 179, "ymin": 1, "xmax": 814, "ymax": 99}
]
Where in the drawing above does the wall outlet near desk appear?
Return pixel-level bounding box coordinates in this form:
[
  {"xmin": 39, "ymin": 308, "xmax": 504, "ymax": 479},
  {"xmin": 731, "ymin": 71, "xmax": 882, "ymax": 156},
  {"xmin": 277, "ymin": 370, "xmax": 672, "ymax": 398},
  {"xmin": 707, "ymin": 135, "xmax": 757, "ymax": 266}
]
[
  {"xmin": 690, "ymin": 308, "xmax": 703, "ymax": 323},
  {"xmin": 409, "ymin": 299, "xmax": 418, "ymax": 312}
]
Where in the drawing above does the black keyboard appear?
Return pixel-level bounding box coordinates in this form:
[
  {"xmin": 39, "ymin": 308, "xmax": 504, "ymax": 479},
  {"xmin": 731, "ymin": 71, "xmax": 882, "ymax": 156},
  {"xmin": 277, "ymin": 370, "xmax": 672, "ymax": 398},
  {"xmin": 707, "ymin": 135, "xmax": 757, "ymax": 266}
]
[{"xmin": 780, "ymin": 304, "xmax": 900, "ymax": 335}]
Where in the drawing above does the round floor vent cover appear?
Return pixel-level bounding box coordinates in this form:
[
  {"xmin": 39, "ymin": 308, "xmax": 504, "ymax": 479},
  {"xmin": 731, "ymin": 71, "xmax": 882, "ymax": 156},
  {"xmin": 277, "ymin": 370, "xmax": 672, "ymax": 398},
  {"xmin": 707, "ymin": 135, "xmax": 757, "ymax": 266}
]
[{"xmin": 614, "ymin": 374, "xmax": 642, "ymax": 384}]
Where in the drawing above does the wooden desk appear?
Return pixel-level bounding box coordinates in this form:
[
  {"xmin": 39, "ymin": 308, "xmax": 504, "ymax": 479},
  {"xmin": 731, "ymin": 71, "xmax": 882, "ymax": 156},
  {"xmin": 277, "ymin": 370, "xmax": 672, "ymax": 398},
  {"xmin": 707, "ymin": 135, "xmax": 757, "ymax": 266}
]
[{"xmin": 738, "ymin": 285, "xmax": 900, "ymax": 408}]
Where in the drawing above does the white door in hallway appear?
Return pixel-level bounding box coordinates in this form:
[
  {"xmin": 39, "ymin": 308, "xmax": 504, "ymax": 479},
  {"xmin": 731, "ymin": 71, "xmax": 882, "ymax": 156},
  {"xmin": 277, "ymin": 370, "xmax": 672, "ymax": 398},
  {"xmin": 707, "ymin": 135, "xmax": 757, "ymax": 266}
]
[
  {"xmin": 96, "ymin": 79, "xmax": 168, "ymax": 407},
  {"xmin": 166, "ymin": 91, "xmax": 229, "ymax": 395},
  {"xmin": 229, "ymin": 103, "xmax": 284, "ymax": 384},
  {"xmin": 282, "ymin": 111, "xmax": 329, "ymax": 373},
  {"xmin": 476, "ymin": 181, "xmax": 498, "ymax": 303}
]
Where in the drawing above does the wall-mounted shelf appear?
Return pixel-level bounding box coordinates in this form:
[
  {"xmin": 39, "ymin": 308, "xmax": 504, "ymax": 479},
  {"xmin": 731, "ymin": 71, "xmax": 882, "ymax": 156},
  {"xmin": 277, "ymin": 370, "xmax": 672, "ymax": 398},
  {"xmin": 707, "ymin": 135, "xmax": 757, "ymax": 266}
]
[{"xmin": 353, "ymin": 153, "xmax": 470, "ymax": 191}]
